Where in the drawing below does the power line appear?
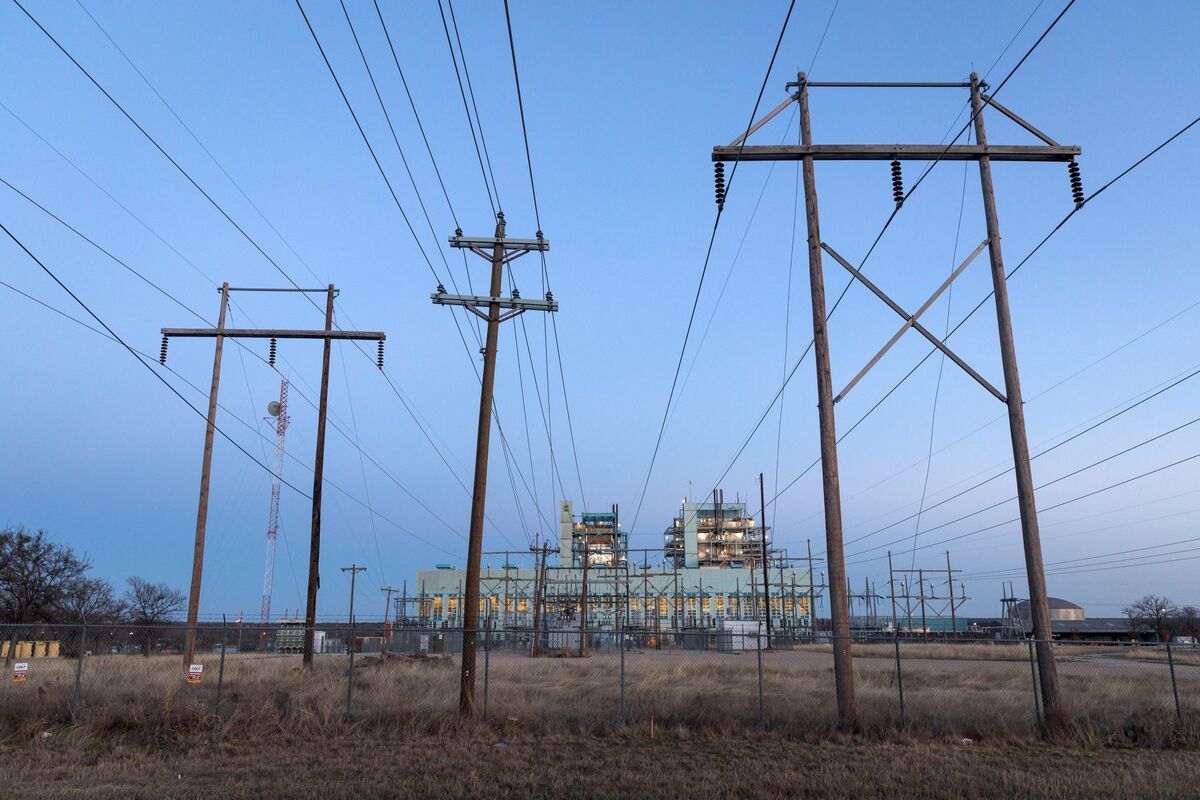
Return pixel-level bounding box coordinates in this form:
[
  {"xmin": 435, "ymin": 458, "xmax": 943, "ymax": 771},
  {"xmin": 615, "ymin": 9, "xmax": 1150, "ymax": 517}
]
[
  {"xmin": 0, "ymin": 222, "xmax": 313, "ymax": 498},
  {"xmin": 1, "ymin": 276, "xmax": 465, "ymax": 563},
  {"xmin": 502, "ymin": 0, "xmax": 589, "ymax": 511},
  {"xmin": 296, "ymin": 0, "xmax": 539, "ymax": 547},
  {"xmin": 844, "ymin": 364, "xmax": 1200, "ymax": 550},
  {"xmin": 845, "ymin": 444, "xmax": 1200, "ymax": 567},
  {"xmin": 370, "ymin": 0, "xmax": 459, "ymax": 229},
  {"xmin": 293, "ymin": 0, "xmax": 442, "ymax": 285},
  {"xmin": 830, "ymin": 297, "xmax": 1200, "ymax": 534},
  {"xmin": 72, "ymin": 0, "xmax": 327, "ymax": 288},
  {"xmin": 17, "ymin": 0, "xmax": 490, "ymax": 539},
  {"xmin": 909, "ymin": 154, "xmax": 972, "ymax": 570},
  {"xmin": 965, "ymin": 534, "xmax": 1200, "ymax": 580},
  {"xmin": 13, "ymin": 0, "xmax": 315, "ymax": 298},
  {"xmin": 650, "ymin": 2, "xmax": 1075, "ymax": 541},
  {"xmin": 2, "ymin": 171, "xmax": 470, "ymax": 543},
  {"xmin": 805, "ymin": 0, "xmax": 840, "ymax": 74},
  {"xmin": 435, "ymin": 0, "xmax": 496, "ymax": 215},
  {"xmin": 627, "ymin": 0, "xmax": 798, "ymax": 537},
  {"xmin": 445, "ymin": 0, "xmax": 503, "ymax": 212},
  {"xmin": 758, "ymin": 111, "xmax": 1200, "ymax": 534}
]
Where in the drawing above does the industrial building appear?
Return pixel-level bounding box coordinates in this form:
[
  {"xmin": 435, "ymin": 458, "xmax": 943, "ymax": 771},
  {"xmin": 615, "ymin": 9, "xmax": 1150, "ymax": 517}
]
[{"xmin": 409, "ymin": 497, "xmax": 814, "ymax": 635}]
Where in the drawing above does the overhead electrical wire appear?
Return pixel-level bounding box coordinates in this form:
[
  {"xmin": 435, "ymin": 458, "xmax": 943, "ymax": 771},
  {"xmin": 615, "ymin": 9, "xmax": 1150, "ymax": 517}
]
[
  {"xmin": 14, "ymin": 0, "xmax": 495, "ymax": 542},
  {"xmin": 844, "ymin": 444, "xmax": 1200, "ymax": 568},
  {"xmin": 0, "ymin": 222, "xmax": 313, "ymax": 499},
  {"xmin": 445, "ymin": 0, "xmax": 503, "ymax": 214},
  {"xmin": 627, "ymin": 0, "xmax": 798, "ymax": 538},
  {"xmin": 752, "ymin": 110, "xmax": 1200, "ymax": 537},
  {"xmin": 0, "ymin": 172, "xmax": 469, "ymax": 544},
  {"xmin": 299, "ymin": 0, "xmax": 547, "ymax": 545},
  {"xmin": 503, "ymin": 0, "xmax": 589, "ymax": 511},
  {"xmin": 639, "ymin": 0, "xmax": 1071, "ymax": 541},
  {"xmin": 435, "ymin": 0, "xmax": 497, "ymax": 215},
  {"xmin": 909, "ymin": 154, "xmax": 972, "ymax": 569},
  {"xmin": 828, "ymin": 295, "xmax": 1200, "ymax": 534},
  {"xmin": 843, "ymin": 363, "xmax": 1200, "ymax": 550},
  {"xmin": 1, "ymin": 276, "xmax": 465, "ymax": 564}
]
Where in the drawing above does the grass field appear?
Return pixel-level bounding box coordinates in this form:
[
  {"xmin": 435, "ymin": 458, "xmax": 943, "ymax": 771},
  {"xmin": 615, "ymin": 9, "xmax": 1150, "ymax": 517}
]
[
  {"xmin": 1, "ymin": 643, "xmax": 1197, "ymax": 798},
  {"xmin": 2, "ymin": 731, "xmax": 1198, "ymax": 799},
  {"xmin": 1, "ymin": 642, "xmax": 1196, "ymax": 746}
]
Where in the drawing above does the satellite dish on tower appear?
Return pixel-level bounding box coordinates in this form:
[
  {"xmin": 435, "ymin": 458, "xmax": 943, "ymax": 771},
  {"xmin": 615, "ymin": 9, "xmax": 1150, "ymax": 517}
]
[{"xmin": 267, "ymin": 401, "xmax": 281, "ymax": 417}]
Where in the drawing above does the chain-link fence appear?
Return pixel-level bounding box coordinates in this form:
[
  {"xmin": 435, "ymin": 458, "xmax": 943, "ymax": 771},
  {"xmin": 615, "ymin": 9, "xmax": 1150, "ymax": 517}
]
[{"xmin": 1, "ymin": 622, "xmax": 1196, "ymax": 740}]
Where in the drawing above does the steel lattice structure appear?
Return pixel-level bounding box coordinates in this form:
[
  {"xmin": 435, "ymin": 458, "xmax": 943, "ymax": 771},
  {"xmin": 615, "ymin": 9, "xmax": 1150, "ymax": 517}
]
[{"xmin": 260, "ymin": 379, "xmax": 290, "ymax": 625}]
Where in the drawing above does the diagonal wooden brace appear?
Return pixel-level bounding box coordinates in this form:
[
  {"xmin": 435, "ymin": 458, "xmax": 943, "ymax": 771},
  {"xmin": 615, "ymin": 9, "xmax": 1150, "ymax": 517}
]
[
  {"xmin": 821, "ymin": 241, "xmax": 1006, "ymax": 404},
  {"xmin": 727, "ymin": 93, "xmax": 800, "ymax": 147}
]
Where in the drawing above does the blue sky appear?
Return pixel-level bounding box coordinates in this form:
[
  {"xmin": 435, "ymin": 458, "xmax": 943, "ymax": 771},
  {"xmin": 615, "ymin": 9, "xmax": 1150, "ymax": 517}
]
[{"xmin": 2, "ymin": 0, "xmax": 1198, "ymax": 621}]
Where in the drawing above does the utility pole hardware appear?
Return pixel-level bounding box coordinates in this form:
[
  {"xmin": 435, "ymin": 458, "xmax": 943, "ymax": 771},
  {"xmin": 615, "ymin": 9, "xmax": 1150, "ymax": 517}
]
[
  {"xmin": 161, "ymin": 284, "xmax": 385, "ymax": 668},
  {"xmin": 432, "ymin": 213, "xmax": 556, "ymax": 717},
  {"xmin": 712, "ymin": 72, "xmax": 1080, "ymax": 732}
]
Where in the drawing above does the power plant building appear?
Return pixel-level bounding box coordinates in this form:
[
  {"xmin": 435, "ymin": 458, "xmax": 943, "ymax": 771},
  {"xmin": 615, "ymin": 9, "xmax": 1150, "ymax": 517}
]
[{"xmin": 410, "ymin": 498, "xmax": 814, "ymax": 633}]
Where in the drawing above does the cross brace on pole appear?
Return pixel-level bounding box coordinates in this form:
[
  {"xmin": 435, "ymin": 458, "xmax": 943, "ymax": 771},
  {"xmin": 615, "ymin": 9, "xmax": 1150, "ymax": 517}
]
[
  {"xmin": 820, "ymin": 240, "xmax": 1005, "ymax": 403},
  {"xmin": 711, "ymin": 70, "xmax": 1081, "ymax": 733}
]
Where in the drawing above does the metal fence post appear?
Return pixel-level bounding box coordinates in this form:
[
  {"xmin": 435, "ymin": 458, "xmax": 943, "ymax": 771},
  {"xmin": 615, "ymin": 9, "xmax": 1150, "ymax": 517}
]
[
  {"xmin": 619, "ymin": 627, "xmax": 626, "ymax": 724},
  {"xmin": 756, "ymin": 630, "xmax": 765, "ymax": 728},
  {"xmin": 483, "ymin": 621, "xmax": 491, "ymax": 721},
  {"xmin": 1027, "ymin": 637, "xmax": 1042, "ymax": 730},
  {"xmin": 1166, "ymin": 641, "xmax": 1183, "ymax": 724},
  {"xmin": 72, "ymin": 618, "xmax": 86, "ymax": 719},
  {"xmin": 893, "ymin": 634, "xmax": 906, "ymax": 727},
  {"xmin": 346, "ymin": 622, "xmax": 356, "ymax": 719},
  {"xmin": 215, "ymin": 614, "xmax": 227, "ymax": 714}
]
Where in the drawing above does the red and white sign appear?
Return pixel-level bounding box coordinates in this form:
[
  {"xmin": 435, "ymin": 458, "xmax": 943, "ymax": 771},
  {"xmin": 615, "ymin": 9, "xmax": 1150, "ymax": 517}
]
[
  {"xmin": 12, "ymin": 662, "xmax": 29, "ymax": 682},
  {"xmin": 187, "ymin": 663, "xmax": 203, "ymax": 684}
]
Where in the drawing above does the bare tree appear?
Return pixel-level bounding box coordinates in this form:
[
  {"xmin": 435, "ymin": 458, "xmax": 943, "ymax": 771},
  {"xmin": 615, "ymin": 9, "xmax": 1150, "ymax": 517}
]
[
  {"xmin": 1173, "ymin": 605, "xmax": 1199, "ymax": 643},
  {"xmin": 123, "ymin": 577, "xmax": 185, "ymax": 657},
  {"xmin": 123, "ymin": 577, "xmax": 183, "ymax": 625},
  {"xmin": 59, "ymin": 577, "xmax": 124, "ymax": 624},
  {"xmin": 0, "ymin": 527, "xmax": 91, "ymax": 623},
  {"xmin": 1, "ymin": 527, "xmax": 91, "ymax": 664},
  {"xmin": 1123, "ymin": 595, "xmax": 1179, "ymax": 641}
]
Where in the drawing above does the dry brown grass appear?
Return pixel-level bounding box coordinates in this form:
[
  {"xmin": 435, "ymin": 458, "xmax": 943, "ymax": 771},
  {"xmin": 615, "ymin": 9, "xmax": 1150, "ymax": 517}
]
[
  {"xmin": 1, "ymin": 731, "xmax": 1198, "ymax": 799},
  {"xmin": 1, "ymin": 647, "xmax": 1197, "ymax": 748}
]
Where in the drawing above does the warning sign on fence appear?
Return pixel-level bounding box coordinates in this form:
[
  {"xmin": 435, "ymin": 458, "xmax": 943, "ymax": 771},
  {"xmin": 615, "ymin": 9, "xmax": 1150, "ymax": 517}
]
[
  {"xmin": 13, "ymin": 662, "xmax": 29, "ymax": 682},
  {"xmin": 187, "ymin": 664, "xmax": 203, "ymax": 684}
]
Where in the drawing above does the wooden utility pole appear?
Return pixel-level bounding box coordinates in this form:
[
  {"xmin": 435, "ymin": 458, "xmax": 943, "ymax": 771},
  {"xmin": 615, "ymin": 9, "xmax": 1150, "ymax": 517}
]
[
  {"xmin": 969, "ymin": 71, "xmax": 1063, "ymax": 729},
  {"xmin": 161, "ymin": 284, "xmax": 385, "ymax": 669},
  {"xmin": 381, "ymin": 586, "xmax": 399, "ymax": 626},
  {"xmin": 798, "ymin": 73, "xmax": 857, "ymax": 729},
  {"xmin": 432, "ymin": 214, "xmax": 555, "ymax": 716},
  {"xmin": 712, "ymin": 70, "xmax": 1080, "ymax": 734},
  {"xmin": 305, "ymin": 286, "xmax": 335, "ymax": 667},
  {"xmin": 530, "ymin": 542, "xmax": 547, "ymax": 657},
  {"xmin": 945, "ymin": 551, "xmax": 957, "ymax": 636},
  {"xmin": 180, "ymin": 282, "xmax": 228, "ymax": 667},
  {"xmin": 758, "ymin": 472, "xmax": 772, "ymax": 647},
  {"xmin": 888, "ymin": 551, "xmax": 898, "ymax": 634},
  {"xmin": 342, "ymin": 564, "xmax": 366, "ymax": 712}
]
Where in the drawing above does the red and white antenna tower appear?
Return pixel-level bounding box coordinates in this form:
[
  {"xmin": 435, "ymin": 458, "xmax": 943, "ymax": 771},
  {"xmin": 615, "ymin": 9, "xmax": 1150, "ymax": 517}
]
[{"xmin": 260, "ymin": 379, "xmax": 290, "ymax": 625}]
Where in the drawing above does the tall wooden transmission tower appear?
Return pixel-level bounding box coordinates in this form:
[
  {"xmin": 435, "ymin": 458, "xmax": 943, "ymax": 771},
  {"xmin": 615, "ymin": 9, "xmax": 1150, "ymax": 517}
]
[
  {"xmin": 712, "ymin": 72, "xmax": 1081, "ymax": 732},
  {"xmin": 260, "ymin": 379, "xmax": 290, "ymax": 626}
]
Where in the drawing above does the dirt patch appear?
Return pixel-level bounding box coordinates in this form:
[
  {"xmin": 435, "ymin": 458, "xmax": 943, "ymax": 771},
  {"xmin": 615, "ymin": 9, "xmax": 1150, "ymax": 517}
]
[{"xmin": 0, "ymin": 732, "xmax": 1196, "ymax": 799}]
